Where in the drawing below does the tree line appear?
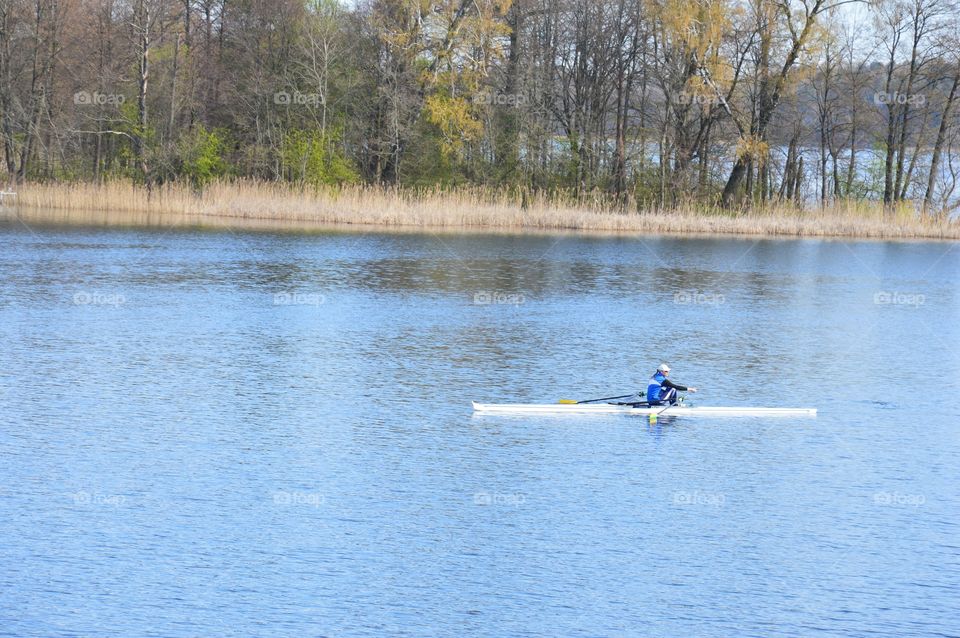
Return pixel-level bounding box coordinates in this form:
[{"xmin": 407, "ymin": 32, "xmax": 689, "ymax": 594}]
[{"xmin": 1, "ymin": 0, "xmax": 959, "ymax": 213}]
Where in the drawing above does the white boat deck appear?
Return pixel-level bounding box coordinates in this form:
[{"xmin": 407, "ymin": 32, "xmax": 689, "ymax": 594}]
[{"xmin": 472, "ymin": 402, "xmax": 817, "ymax": 417}]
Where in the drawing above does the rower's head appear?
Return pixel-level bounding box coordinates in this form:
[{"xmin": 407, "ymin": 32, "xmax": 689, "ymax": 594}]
[{"xmin": 657, "ymin": 363, "xmax": 671, "ymax": 376}]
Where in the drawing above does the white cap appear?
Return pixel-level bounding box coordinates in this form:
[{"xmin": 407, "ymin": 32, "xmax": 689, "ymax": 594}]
[{"xmin": 657, "ymin": 363, "xmax": 671, "ymax": 372}]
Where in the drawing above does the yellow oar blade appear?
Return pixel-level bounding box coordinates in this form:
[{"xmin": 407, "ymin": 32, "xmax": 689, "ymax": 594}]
[{"xmin": 557, "ymin": 399, "xmax": 578, "ymax": 404}]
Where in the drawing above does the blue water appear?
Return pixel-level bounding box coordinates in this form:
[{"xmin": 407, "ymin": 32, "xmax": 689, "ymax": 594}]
[{"xmin": 1, "ymin": 224, "xmax": 958, "ymax": 637}]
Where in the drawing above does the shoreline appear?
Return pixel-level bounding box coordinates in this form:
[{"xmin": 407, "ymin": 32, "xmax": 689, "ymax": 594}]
[
  {"xmin": 7, "ymin": 211, "xmax": 960, "ymax": 245},
  {"xmin": 3, "ymin": 181, "xmax": 959, "ymax": 241}
]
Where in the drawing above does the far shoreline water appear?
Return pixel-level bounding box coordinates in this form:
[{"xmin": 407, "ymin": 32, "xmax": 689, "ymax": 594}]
[
  {"xmin": 3, "ymin": 180, "xmax": 959, "ymax": 241},
  {"xmin": 5, "ymin": 209, "xmax": 960, "ymax": 245}
]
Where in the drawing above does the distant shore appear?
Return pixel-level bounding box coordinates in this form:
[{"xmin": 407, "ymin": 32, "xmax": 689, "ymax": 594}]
[{"xmin": 4, "ymin": 181, "xmax": 959, "ymax": 240}]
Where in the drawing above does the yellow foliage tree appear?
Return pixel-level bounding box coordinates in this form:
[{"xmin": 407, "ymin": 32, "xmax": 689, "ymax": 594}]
[{"xmin": 424, "ymin": 94, "xmax": 484, "ymax": 158}]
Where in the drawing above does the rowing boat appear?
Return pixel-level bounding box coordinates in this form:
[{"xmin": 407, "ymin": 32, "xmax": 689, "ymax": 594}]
[{"xmin": 471, "ymin": 401, "xmax": 817, "ymax": 417}]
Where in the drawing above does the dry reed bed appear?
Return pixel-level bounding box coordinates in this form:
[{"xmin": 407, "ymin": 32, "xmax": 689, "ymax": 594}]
[{"xmin": 6, "ymin": 181, "xmax": 959, "ymax": 239}]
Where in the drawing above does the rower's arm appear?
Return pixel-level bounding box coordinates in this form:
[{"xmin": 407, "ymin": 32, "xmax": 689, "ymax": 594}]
[{"xmin": 662, "ymin": 379, "xmax": 688, "ymax": 391}]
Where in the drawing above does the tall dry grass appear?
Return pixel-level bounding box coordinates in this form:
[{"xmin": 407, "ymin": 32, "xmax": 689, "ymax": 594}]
[{"xmin": 5, "ymin": 180, "xmax": 959, "ymax": 239}]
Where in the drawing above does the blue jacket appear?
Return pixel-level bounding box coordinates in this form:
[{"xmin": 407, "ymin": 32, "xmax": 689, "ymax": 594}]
[{"xmin": 646, "ymin": 372, "xmax": 667, "ymax": 402}]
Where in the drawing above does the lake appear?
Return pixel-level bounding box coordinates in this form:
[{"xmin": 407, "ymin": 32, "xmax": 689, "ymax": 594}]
[{"xmin": 1, "ymin": 223, "xmax": 958, "ymax": 637}]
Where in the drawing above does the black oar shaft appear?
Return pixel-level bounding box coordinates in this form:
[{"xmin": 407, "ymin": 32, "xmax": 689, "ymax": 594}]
[{"xmin": 578, "ymin": 393, "xmax": 636, "ymax": 404}]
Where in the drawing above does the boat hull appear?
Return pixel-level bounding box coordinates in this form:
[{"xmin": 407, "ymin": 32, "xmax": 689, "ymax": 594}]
[{"xmin": 471, "ymin": 402, "xmax": 817, "ymax": 417}]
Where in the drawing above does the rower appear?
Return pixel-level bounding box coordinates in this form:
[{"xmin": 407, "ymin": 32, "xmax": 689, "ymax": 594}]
[{"xmin": 646, "ymin": 363, "xmax": 697, "ymax": 406}]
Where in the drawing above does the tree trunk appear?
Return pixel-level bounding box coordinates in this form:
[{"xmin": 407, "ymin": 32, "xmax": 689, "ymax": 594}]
[
  {"xmin": 17, "ymin": 0, "xmax": 48, "ymax": 182},
  {"xmin": 881, "ymin": 28, "xmax": 901, "ymax": 204},
  {"xmin": 923, "ymin": 65, "xmax": 960, "ymax": 212},
  {"xmin": 495, "ymin": 0, "xmax": 522, "ymax": 182},
  {"xmin": 900, "ymin": 109, "xmax": 929, "ymax": 201},
  {"xmin": 0, "ymin": 2, "xmax": 16, "ymax": 176},
  {"xmin": 135, "ymin": 0, "xmax": 152, "ymax": 187},
  {"xmin": 168, "ymin": 32, "xmax": 180, "ymax": 142},
  {"xmin": 794, "ymin": 155, "xmax": 804, "ymax": 205},
  {"xmin": 819, "ymin": 115, "xmax": 828, "ymax": 205},
  {"xmin": 846, "ymin": 115, "xmax": 858, "ymax": 198},
  {"xmin": 894, "ymin": 24, "xmax": 923, "ymax": 201}
]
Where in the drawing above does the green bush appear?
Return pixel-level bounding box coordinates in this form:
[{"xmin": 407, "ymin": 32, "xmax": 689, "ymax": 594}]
[
  {"xmin": 279, "ymin": 129, "xmax": 359, "ymax": 186},
  {"xmin": 178, "ymin": 127, "xmax": 230, "ymax": 188}
]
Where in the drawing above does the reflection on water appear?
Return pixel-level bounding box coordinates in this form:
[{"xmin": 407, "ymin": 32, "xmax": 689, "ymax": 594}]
[{"xmin": 1, "ymin": 223, "xmax": 958, "ymax": 637}]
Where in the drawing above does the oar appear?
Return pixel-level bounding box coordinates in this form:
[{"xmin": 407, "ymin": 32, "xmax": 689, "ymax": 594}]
[
  {"xmin": 558, "ymin": 393, "xmax": 636, "ymax": 405},
  {"xmin": 648, "ymin": 392, "xmax": 695, "ymax": 422}
]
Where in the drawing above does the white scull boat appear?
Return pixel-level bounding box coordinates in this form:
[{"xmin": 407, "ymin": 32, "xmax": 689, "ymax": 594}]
[{"xmin": 472, "ymin": 401, "xmax": 817, "ymax": 417}]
